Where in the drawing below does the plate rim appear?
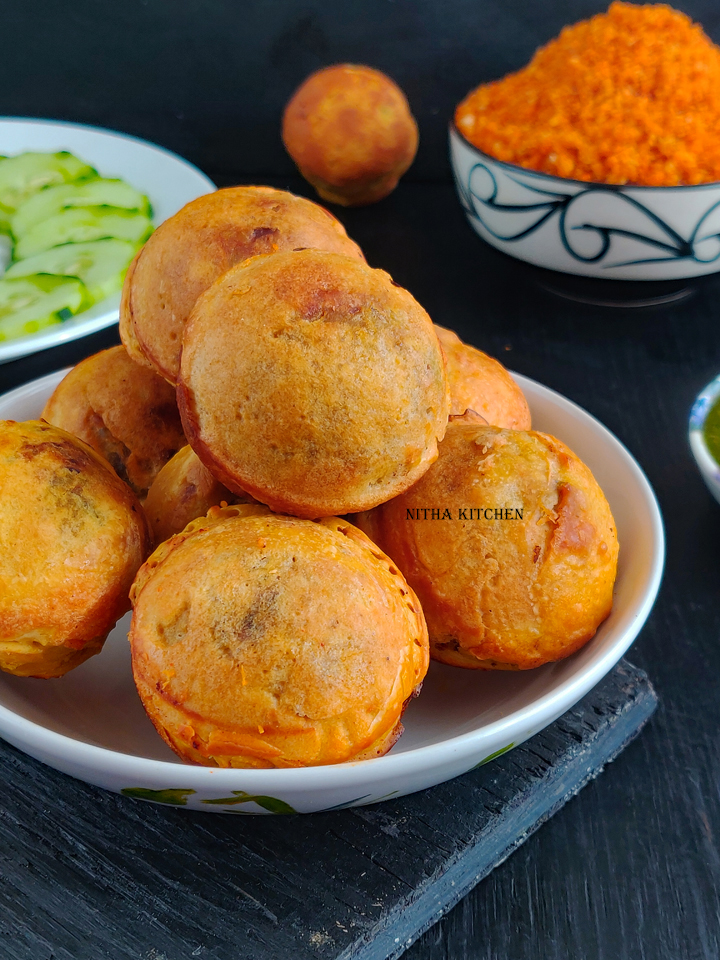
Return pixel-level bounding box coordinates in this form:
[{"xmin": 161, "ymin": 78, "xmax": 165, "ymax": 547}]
[
  {"xmin": 0, "ymin": 369, "xmax": 665, "ymax": 790},
  {"xmin": 0, "ymin": 116, "xmax": 216, "ymax": 364},
  {"xmin": 0, "ymin": 300, "xmax": 121, "ymax": 364}
]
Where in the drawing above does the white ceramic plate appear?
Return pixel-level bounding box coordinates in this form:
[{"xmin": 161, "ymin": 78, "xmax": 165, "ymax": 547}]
[
  {"xmin": 0, "ymin": 118, "xmax": 215, "ymax": 364},
  {"xmin": 0, "ymin": 370, "xmax": 664, "ymax": 814}
]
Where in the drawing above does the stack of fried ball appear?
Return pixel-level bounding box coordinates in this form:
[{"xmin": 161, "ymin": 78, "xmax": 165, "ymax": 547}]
[{"xmin": 0, "ymin": 184, "xmax": 618, "ymax": 769}]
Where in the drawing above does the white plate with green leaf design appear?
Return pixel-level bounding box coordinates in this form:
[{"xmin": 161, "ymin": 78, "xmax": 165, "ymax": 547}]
[{"xmin": 0, "ymin": 369, "xmax": 664, "ymax": 814}]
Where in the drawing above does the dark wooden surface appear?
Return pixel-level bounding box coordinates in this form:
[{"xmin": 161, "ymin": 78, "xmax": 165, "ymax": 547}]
[
  {"xmin": 0, "ymin": 661, "xmax": 656, "ymax": 960},
  {"xmin": 2, "ymin": 178, "xmax": 717, "ymax": 959}
]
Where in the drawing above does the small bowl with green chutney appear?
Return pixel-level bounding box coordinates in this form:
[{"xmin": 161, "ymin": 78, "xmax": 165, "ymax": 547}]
[{"xmin": 690, "ymin": 375, "xmax": 720, "ymax": 506}]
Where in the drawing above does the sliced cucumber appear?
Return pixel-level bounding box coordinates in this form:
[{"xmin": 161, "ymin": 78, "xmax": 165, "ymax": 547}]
[
  {"xmin": 0, "ymin": 152, "xmax": 96, "ymax": 212},
  {"xmin": 12, "ymin": 178, "xmax": 152, "ymax": 237},
  {"xmin": 0, "ymin": 275, "xmax": 90, "ymax": 342},
  {"xmin": 0, "ymin": 235, "xmax": 11, "ymax": 273},
  {"xmin": 4, "ymin": 238, "xmax": 138, "ymax": 304},
  {"xmin": 0, "ymin": 151, "xmax": 153, "ymax": 343},
  {"xmin": 14, "ymin": 207, "xmax": 153, "ymax": 259}
]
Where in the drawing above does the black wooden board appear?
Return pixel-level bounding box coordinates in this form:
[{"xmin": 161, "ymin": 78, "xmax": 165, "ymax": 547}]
[{"xmin": 0, "ymin": 659, "xmax": 656, "ymax": 960}]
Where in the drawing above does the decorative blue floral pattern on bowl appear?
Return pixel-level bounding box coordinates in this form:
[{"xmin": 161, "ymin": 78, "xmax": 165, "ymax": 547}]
[
  {"xmin": 688, "ymin": 373, "xmax": 720, "ymax": 506},
  {"xmin": 450, "ymin": 126, "xmax": 720, "ymax": 281},
  {"xmin": 690, "ymin": 394, "xmax": 713, "ymax": 431}
]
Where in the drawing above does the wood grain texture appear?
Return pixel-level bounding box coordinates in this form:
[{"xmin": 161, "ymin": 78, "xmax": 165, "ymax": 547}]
[
  {"xmin": 0, "ymin": 661, "xmax": 654, "ymax": 960},
  {"xmin": 1, "ymin": 0, "xmax": 720, "ymax": 184}
]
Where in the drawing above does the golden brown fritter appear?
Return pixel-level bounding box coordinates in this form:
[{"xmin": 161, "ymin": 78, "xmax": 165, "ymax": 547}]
[
  {"xmin": 435, "ymin": 325, "xmax": 531, "ymax": 428},
  {"xmin": 42, "ymin": 345, "xmax": 186, "ymax": 500},
  {"xmin": 355, "ymin": 417, "xmax": 618, "ymax": 670},
  {"xmin": 129, "ymin": 505, "xmax": 428, "ymax": 767},
  {"xmin": 0, "ymin": 420, "xmax": 151, "ymax": 678},
  {"xmin": 144, "ymin": 444, "xmax": 254, "ymax": 546},
  {"xmin": 282, "ymin": 64, "xmax": 419, "ymax": 206},
  {"xmin": 178, "ymin": 249, "xmax": 450, "ymax": 518},
  {"xmin": 118, "ymin": 250, "xmax": 150, "ymax": 370},
  {"xmin": 119, "ymin": 186, "xmax": 365, "ymax": 383}
]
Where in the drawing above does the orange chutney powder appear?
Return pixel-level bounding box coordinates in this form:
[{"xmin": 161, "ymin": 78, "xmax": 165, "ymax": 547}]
[{"xmin": 455, "ymin": 2, "xmax": 720, "ymax": 186}]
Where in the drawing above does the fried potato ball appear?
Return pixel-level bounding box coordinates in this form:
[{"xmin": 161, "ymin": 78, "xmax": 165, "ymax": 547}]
[
  {"xmin": 0, "ymin": 420, "xmax": 150, "ymax": 678},
  {"xmin": 178, "ymin": 249, "xmax": 450, "ymax": 518},
  {"xmin": 144, "ymin": 444, "xmax": 255, "ymax": 546},
  {"xmin": 435, "ymin": 325, "xmax": 531, "ymax": 429},
  {"xmin": 119, "ymin": 250, "xmax": 147, "ymax": 369},
  {"xmin": 129, "ymin": 505, "xmax": 428, "ymax": 767},
  {"xmin": 42, "ymin": 345, "xmax": 186, "ymax": 501},
  {"xmin": 355, "ymin": 416, "xmax": 618, "ymax": 670},
  {"xmin": 120, "ymin": 186, "xmax": 365, "ymax": 383},
  {"xmin": 282, "ymin": 64, "xmax": 419, "ymax": 206}
]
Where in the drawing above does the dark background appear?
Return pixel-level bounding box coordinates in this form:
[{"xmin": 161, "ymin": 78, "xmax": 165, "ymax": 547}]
[
  {"xmin": 1, "ymin": 0, "xmax": 718, "ymax": 185},
  {"xmin": 2, "ymin": 2, "xmax": 720, "ymax": 959}
]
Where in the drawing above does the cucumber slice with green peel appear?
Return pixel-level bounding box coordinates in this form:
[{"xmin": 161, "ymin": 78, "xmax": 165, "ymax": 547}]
[
  {"xmin": 0, "ymin": 275, "xmax": 90, "ymax": 342},
  {"xmin": 0, "ymin": 235, "xmax": 11, "ymax": 273},
  {"xmin": 0, "ymin": 205, "xmax": 11, "ymax": 234},
  {"xmin": 4, "ymin": 238, "xmax": 138, "ymax": 304},
  {"xmin": 14, "ymin": 207, "xmax": 153, "ymax": 259},
  {"xmin": 12, "ymin": 178, "xmax": 152, "ymax": 237},
  {"xmin": 0, "ymin": 152, "xmax": 96, "ymax": 212}
]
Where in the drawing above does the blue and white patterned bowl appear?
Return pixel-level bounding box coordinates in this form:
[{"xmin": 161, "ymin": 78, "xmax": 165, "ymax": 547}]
[
  {"xmin": 450, "ymin": 124, "xmax": 720, "ymax": 281},
  {"xmin": 689, "ymin": 374, "xmax": 720, "ymax": 506}
]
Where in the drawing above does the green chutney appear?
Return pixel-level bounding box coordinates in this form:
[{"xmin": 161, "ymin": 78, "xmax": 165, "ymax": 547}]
[{"xmin": 704, "ymin": 394, "xmax": 720, "ymax": 465}]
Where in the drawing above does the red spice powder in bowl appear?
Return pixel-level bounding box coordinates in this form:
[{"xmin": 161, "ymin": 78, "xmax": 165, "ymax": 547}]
[
  {"xmin": 450, "ymin": 3, "xmax": 720, "ymax": 281},
  {"xmin": 455, "ymin": 2, "xmax": 720, "ymax": 187}
]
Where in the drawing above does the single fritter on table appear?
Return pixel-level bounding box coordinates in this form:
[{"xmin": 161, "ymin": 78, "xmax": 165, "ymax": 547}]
[
  {"xmin": 435, "ymin": 325, "xmax": 531, "ymax": 428},
  {"xmin": 0, "ymin": 420, "xmax": 150, "ymax": 678},
  {"xmin": 178, "ymin": 249, "xmax": 450, "ymax": 518},
  {"xmin": 355, "ymin": 414, "xmax": 618, "ymax": 670},
  {"xmin": 129, "ymin": 505, "xmax": 429, "ymax": 767},
  {"xmin": 144, "ymin": 444, "xmax": 253, "ymax": 546},
  {"xmin": 282, "ymin": 63, "xmax": 419, "ymax": 206},
  {"xmin": 42, "ymin": 345, "xmax": 186, "ymax": 500},
  {"xmin": 120, "ymin": 185, "xmax": 365, "ymax": 383}
]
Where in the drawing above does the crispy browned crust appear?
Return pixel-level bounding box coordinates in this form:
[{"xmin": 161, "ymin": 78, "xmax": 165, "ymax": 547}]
[
  {"xmin": 354, "ymin": 419, "xmax": 619, "ymax": 670},
  {"xmin": 41, "ymin": 345, "xmax": 186, "ymax": 500},
  {"xmin": 129, "ymin": 509, "xmax": 429, "ymax": 767},
  {"xmin": 177, "ymin": 249, "xmax": 450, "ymax": 518},
  {"xmin": 124, "ymin": 186, "xmax": 365, "ymax": 383},
  {"xmin": 119, "ymin": 250, "xmax": 157, "ymax": 373},
  {"xmin": 282, "ymin": 64, "xmax": 419, "ymax": 206},
  {"xmin": 434, "ymin": 325, "xmax": 531, "ymax": 428},
  {"xmin": 0, "ymin": 420, "xmax": 151, "ymax": 678},
  {"xmin": 144, "ymin": 444, "xmax": 257, "ymax": 546}
]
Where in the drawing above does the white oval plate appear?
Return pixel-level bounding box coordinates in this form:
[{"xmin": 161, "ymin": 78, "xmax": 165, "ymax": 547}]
[
  {"xmin": 0, "ymin": 370, "xmax": 664, "ymax": 813},
  {"xmin": 0, "ymin": 118, "xmax": 215, "ymax": 364}
]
